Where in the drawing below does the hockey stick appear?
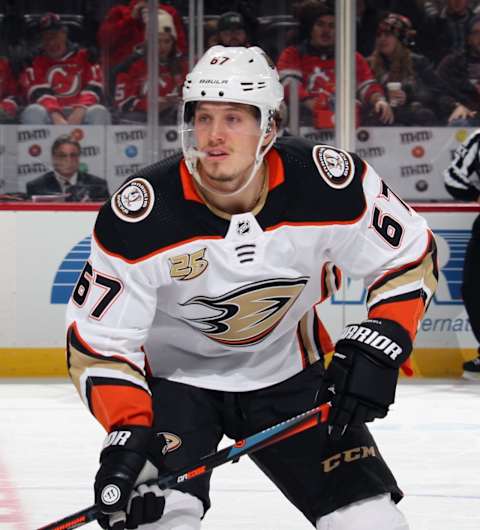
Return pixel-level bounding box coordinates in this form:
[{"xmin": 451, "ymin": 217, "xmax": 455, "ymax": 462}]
[{"xmin": 38, "ymin": 402, "xmax": 330, "ymax": 530}]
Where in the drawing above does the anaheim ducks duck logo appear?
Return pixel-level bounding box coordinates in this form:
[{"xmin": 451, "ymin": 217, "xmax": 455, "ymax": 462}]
[{"xmin": 180, "ymin": 277, "xmax": 309, "ymax": 346}]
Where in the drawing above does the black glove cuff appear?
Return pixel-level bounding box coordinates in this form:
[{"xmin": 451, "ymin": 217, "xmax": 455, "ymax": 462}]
[
  {"xmin": 336, "ymin": 318, "xmax": 412, "ymax": 369},
  {"xmin": 100, "ymin": 425, "xmax": 153, "ymax": 462}
]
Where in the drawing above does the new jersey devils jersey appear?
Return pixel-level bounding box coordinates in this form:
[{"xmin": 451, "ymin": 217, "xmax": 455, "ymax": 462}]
[
  {"xmin": 277, "ymin": 45, "xmax": 382, "ymax": 103},
  {"xmin": 66, "ymin": 137, "xmax": 437, "ymax": 431},
  {"xmin": 114, "ymin": 55, "xmax": 188, "ymax": 112},
  {"xmin": 20, "ymin": 47, "xmax": 104, "ymax": 113}
]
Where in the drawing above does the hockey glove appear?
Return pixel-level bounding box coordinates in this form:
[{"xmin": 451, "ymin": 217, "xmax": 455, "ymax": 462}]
[
  {"xmin": 325, "ymin": 319, "xmax": 412, "ymax": 440},
  {"xmin": 95, "ymin": 426, "xmax": 165, "ymax": 529},
  {"xmin": 100, "ymin": 460, "xmax": 166, "ymax": 530}
]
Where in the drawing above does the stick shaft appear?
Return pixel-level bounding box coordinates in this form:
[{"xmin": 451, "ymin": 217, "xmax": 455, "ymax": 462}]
[{"xmin": 38, "ymin": 403, "xmax": 329, "ymax": 530}]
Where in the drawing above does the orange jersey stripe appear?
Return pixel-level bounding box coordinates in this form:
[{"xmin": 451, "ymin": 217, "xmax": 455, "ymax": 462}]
[
  {"xmin": 368, "ymin": 297, "xmax": 425, "ymax": 341},
  {"xmin": 90, "ymin": 384, "xmax": 153, "ymax": 432}
]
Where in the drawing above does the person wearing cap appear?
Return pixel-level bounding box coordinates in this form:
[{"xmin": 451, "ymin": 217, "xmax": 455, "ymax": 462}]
[
  {"xmin": 66, "ymin": 44, "xmax": 437, "ymax": 530},
  {"xmin": 436, "ymin": 13, "xmax": 480, "ymax": 125},
  {"xmin": 276, "ymin": 0, "xmax": 393, "ymax": 128},
  {"xmin": 113, "ymin": 9, "xmax": 188, "ymax": 124},
  {"xmin": 217, "ymin": 11, "xmax": 252, "ymax": 47},
  {"xmin": 19, "ymin": 13, "xmax": 109, "ymax": 125},
  {"xmin": 368, "ymin": 13, "xmax": 460, "ymax": 126}
]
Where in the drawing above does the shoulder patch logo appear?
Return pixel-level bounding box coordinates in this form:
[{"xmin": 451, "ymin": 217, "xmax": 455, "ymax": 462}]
[
  {"xmin": 312, "ymin": 145, "xmax": 355, "ymax": 189},
  {"xmin": 111, "ymin": 178, "xmax": 155, "ymax": 223}
]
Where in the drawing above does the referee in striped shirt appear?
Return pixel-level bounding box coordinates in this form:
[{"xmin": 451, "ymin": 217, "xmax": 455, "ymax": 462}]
[{"xmin": 444, "ymin": 130, "xmax": 480, "ymax": 379}]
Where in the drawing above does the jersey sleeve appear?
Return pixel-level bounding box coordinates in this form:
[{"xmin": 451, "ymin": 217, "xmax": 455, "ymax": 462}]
[
  {"xmin": 77, "ymin": 51, "xmax": 104, "ymax": 108},
  {"xmin": 327, "ymin": 158, "xmax": 438, "ymax": 342},
  {"xmin": 355, "ymin": 52, "xmax": 385, "ymax": 106},
  {"xmin": 276, "ymin": 46, "xmax": 310, "ymax": 101},
  {"xmin": 66, "ymin": 210, "xmax": 159, "ymax": 432},
  {"xmin": 114, "ymin": 62, "xmax": 143, "ymax": 112},
  {"xmin": 97, "ymin": 5, "xmax": 141, "ymax": 51}
]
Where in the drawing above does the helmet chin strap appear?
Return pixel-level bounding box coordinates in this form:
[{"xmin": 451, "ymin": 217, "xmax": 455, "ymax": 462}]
[{"xmin": 189, "ymin": 129, "xmax": 277, "ymax": 199}]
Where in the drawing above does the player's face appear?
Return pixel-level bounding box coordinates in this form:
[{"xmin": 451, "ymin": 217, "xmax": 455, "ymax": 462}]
[
  {"xmin": 311, "ymin": 16, "xmax": 335, "ymax": 48},
  {"xmin": 193, "ymin": 102, "xmax": 264, "ymax": 194},
  {"xmin": 52, "ymin": 144, "xmax": 80, "ymax": 178},
  {"xmin": 41, "ymin": 29, "xmax": 68, "ymax": 59},
  {"xmin": 376, "ymin": 30, "xmax": 398, "ymax": 56}
]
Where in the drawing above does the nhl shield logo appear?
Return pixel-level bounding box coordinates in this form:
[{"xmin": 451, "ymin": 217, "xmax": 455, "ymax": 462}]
[
  {"xmin": 312, "ymin": 145, "xmax": 355, "ymax": 189},
  {"xmin": 111, "ymin": 177, "xmax": 155, "ymax": 223},
  {"xmin": 237, "ymin": 219, "xmax": 250, "ymax": 235}
]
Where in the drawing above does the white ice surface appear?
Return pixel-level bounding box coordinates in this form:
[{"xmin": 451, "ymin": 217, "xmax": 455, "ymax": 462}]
[{"xmin": 0, "ymin": 379, "xmax": 479, "ymax": 529}]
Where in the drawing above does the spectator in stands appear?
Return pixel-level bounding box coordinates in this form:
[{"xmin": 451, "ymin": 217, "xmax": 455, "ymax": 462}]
[
  {"xmin": 415, "ymin": 0, "xmax": 477, "ymax": 66},
  {"xmin": 443, "ymin": 130, "xmax": 480, "ymax": 379},
  {"xmin": 368, "ymin": 13, "xmax": 461, "ymax": 125},
  {"xmin": 277, "ymin": 0, "xmax": 393, "ymax": 128},
  {"xmin": 0, "ymin": 56, "xmax": 19, "ymax": 123},
  {"xmin": 26, "ymin": 134, "xmax": 109, "ymax": 202},
  {"xmin": 216, "ymin": 11, "xmax": 256, "ymax": 47},
  {"xmin": 204, "ymin": 19, "xmax": 220, "ymax": 49},
  {"xmin": 19, "ymin": 13, "xmax": 109, "ymax": 125},
  {"xmin": 437, "ymin": 14, "xmax": 480, "ymax": 125},
  {"xmin": 113, "ymin": 9, "xmax": 187, "ymax": 124},
  {"xmin": 97, "ymin": 1, "xmax": 187, "ymax": 92}
]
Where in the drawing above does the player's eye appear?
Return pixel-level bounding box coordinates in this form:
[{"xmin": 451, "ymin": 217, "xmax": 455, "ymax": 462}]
[
  {"xmin": 195, "ymin": 114, "xmax": 211, "ymax": 124},
  {"xmin": 225, "ymin": 114, "xmax": 241, "ymax": 124}
]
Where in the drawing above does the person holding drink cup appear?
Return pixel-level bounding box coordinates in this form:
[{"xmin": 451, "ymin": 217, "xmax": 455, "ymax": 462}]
[
  {"xmin": 368, "ymin": 13, "xmax": 461, "ymax": 126},
  {"xmin": 386, "ymin": 81, "xmax": 404, "ymax": 108}
]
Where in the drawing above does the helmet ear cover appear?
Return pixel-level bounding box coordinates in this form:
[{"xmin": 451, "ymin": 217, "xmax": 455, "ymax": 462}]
[{"xmin": 184, "ymin": 101, "xmax": 195, "ymax": 124}]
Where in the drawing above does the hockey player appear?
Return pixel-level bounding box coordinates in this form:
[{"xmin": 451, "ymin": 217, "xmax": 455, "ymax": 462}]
[
  {"xmin": 444, "ymin": 131, "xmax": 480, "ymax": 379},
  {"xmin": 66, "ymin": 45, "xmax": 437, "ymax": 529}
]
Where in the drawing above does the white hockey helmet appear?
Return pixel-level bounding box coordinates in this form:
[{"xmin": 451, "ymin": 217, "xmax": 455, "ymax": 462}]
[{"xmin": 180, "ymin": 45, "xmax": 284, "ymax": 194}]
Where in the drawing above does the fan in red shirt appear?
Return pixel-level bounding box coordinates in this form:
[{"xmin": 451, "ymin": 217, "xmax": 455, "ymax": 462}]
[
  {"xmin": 0, "ymin": 57, "xmax": 19, "ymax": 122},
  {"xmin": 113, "ymin": 9, "xmax": 188, "ymax": 124},
  {"xmin": 97, "ymin": 0, "xmax": 187, "ymax": 89},
  {"xmin": 19, "ymin": 13, "xmax": 109, "ymax": 125},
  {"xmin": 277, "ymin": 0, "xmax": 393, "ymax": 128}
]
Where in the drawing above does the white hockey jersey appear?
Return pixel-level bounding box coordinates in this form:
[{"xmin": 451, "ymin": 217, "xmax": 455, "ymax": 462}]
[{"xmin": 66, "ymin": 137, "xmax": 437, "ymax": 431}]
